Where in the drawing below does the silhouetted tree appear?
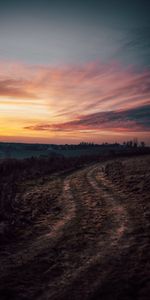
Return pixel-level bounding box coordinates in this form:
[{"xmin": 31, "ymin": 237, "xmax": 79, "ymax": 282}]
[
  {"xmin": 133, "ymin": 138, "xmax": 138, "ymax": 148},
  {"xmin": 141, "ymin": 141, "xmax": 145, "ymax": 148}
]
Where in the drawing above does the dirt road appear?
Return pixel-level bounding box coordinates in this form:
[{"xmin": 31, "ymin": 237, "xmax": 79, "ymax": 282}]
[{"xmin": 0, "ymin": 159, "xmax": 150, "ymax": 300}]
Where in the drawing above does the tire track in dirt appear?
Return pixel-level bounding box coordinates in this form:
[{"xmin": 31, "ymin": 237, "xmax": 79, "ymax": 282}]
[
  {"xmin": 39, "ymin": 164, "xmax": 132, "ymax": 300},
  {"xmin": 0, "ymin": 176, "xmax": 77, "ymax": 279},
  {"xmin": 0, "ymin": 162, "xmax": 141, "ymax": 300},
  {"xmin": 86, "ymin": 165, "xmax": 128, "ymax": 241},
  {"xmin": 46, "ymin": 176, "xmax": 76, "ymax": 239}
]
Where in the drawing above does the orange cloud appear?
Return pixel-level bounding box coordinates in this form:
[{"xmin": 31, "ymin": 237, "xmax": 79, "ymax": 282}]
[
  {"xmin": 0, "ymin": 79, "xmax": 37, "ymax": 99},
  {"xmin": 0, "ymin": 61, "xmax": 150, "ymax": 143}
]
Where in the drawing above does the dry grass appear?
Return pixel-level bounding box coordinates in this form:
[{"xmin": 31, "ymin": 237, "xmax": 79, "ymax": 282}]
[{"xmin": 0, "ymin": 155, "xmax": 150, "ymax": 300}]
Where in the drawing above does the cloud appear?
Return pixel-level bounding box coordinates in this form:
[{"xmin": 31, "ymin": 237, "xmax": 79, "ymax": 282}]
[
  {"xmin": 25, "ymin": 104, "xmax": 150, "ymax": 133},
  {"xmin": 0, "ymin": 61, "xmax": 150, "ymax": 112},
  {"xmin": 0, "ymin": 79, "xmax": 37, "ymax": 99},
  {"xmin": 0, "ymin": 60, "xmax": 150, "ymax": 139}
]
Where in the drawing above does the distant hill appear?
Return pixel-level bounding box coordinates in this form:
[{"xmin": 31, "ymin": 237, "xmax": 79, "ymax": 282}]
[
  {"xmin": 0, "ymin": 141, "xmax": 149, "ymax": 160},
  {"xmin": 0, "ymin": 142, "xmax": 52, "ymax": 159}
]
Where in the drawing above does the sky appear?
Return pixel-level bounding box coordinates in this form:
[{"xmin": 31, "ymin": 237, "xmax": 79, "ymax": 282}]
[{"xmin": 0, "ymin": 0, "xmax": 150, "ymax": 144}]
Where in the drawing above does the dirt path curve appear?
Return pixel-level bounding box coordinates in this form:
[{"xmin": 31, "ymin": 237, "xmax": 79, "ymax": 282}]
[
  {"xmin": 0, "ymin": 162, "xmax": 145, "ymax": 300},
  {"xmin": 39, "ymin": 164, "xmax": 133, "ymax": 300}
]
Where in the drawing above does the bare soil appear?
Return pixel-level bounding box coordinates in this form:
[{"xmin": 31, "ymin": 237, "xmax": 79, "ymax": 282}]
[{"xmin": 0, "ymin": 155, "xmax": 150, "ymax": 300}]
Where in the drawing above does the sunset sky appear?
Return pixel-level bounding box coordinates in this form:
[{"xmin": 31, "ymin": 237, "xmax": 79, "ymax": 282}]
[{"xmin": 0, "ymin": 0, "xmax": 150, "ymax": 144}]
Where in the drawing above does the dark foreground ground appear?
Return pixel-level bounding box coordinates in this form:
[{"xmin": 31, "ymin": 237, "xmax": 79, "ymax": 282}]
[{"xmin": 0, "ymin": 155, "xmax": 150, "ymax": 300}]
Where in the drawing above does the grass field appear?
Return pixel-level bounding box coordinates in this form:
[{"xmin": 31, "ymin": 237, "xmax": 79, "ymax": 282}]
[{"xmin": 0, "ymin": 155, "xmax": 150, "ymax": 300}]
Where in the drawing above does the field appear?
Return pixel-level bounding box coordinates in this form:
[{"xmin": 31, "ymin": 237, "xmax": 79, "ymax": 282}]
[{"xmin": 0, "ymin": 155, "xmax": 150, "ymax": 300}]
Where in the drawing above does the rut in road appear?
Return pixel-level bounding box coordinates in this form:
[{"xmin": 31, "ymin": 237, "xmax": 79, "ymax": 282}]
[
  {"xmin": 39, "ymin": 164, "xmax": 131, "ymax": 300},
  {"xmin": 0, "ymin": 163, "xmax": 142, "ymax": 300}
]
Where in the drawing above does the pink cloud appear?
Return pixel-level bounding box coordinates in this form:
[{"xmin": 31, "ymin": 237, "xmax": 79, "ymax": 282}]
[
  {"xmin": 25, "ymin": 104, "xmax": 150, "ymax": 133},
  {"xmin": 0, "ymin": 60, "xmax": 150, "ymax": 136}
]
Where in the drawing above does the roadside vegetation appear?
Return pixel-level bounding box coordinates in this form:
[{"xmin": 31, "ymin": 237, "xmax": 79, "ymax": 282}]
[
  {"xmin": 0, "ymin": 149, "xmax": 150, "ymax": 299},
  {"xmin": 0, "ymin": 145, "xmax": 149, "ymax": 242}
]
